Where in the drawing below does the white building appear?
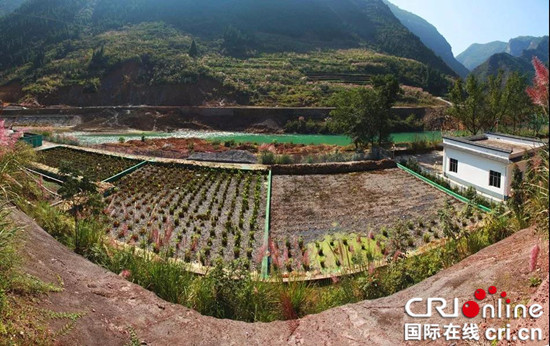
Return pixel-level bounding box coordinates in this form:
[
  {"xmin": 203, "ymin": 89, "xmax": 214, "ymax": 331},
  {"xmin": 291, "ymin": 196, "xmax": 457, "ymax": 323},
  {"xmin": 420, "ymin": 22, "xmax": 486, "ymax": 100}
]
[{"xmin": 442, "ymin": 132, "xmax": 545, "ymax": 201}]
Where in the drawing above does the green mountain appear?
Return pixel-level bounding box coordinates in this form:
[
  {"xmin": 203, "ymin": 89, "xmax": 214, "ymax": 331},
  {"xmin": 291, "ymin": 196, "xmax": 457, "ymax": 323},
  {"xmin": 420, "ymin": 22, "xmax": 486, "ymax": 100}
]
[
  {"xmin": 457, "ymin": 36, "xmax": 547, "ymax": 71},
  {"xmin": 471, "ymin": 36, "xmax": 548, "ymax": 81},
  {"xmin": 456, "ymin": 41, "xmax": 508, "ymax": 71},
  {"xmin": 383, "ymin": 0, "xmax": 469, "ymax": 77},
  {"xmin": 0, "ymin": 0, "xmax": 457, "ymax": 106},
  {"xmin": 505, "ymin": 36, "xmax": 546, "ymax": 57},
  {"xmin": 0, "ymin": 0, "xmax": 25, "ymax": 17}
]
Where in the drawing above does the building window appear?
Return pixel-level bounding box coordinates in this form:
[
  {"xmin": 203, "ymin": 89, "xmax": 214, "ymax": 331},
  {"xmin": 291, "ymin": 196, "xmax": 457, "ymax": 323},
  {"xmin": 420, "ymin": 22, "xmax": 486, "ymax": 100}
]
[
  {"xmin": 449, "ymin": 158, "xmax": 458, "ymax": 173},
  {"xmin": 489, "ymin": 170, "xmax": 501, "ymax": 188}
]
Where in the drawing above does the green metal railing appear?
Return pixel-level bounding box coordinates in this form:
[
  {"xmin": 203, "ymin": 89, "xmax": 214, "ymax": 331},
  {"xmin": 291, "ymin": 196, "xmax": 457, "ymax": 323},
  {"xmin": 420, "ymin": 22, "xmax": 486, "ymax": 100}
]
[
  {"xmin": 102, "ymin": 161, "xmax": 148, "ymax": 183},
  {"xmin": 397, "ymin": 163, "xmax": 492, "ymax": 213},
  {"xmin": 261, "ymin": 170, "xmax": 273, "ymax": 279}
]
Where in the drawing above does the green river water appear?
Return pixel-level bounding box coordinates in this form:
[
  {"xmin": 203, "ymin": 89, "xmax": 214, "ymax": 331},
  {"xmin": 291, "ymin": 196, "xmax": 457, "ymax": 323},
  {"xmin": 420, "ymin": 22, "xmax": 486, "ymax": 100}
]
[{"xmin": 69, "ymin": 130, "xmax": 445, "ymax": 146}]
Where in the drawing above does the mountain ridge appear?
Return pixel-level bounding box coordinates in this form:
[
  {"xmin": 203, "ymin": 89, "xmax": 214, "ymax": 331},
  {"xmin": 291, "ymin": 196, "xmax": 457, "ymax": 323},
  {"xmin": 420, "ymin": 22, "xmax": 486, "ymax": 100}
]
[
  {"xmin": 471, "ymin": 36, "xmax": 549, "ymax": 81},
  {"xmin": 383, "ymin": 0, "xmax": 469, "ymax": 77},
  {"xmin": 457, "ymin": 35, "xmax": 547, "ymax": 71},
  {"xmin": 0, "ymin": 0, "xmax": 25, "ymax": 17},
  {"xmin": 0, "ymin": 0, "xmax": 456, "ymax": 75}
]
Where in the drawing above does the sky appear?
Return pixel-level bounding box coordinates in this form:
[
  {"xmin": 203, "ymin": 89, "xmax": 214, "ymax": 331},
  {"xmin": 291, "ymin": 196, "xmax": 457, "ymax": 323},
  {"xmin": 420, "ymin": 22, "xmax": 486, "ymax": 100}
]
[{"xmin": 388, "ymin": 0, "xmax": 549, "ymax": 56}]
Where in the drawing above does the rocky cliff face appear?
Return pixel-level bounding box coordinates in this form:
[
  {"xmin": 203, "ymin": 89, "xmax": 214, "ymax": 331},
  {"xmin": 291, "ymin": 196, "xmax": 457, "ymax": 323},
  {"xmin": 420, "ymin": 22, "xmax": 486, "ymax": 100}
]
[
  {"xmin": 472, "ymin": 36, "xmax": 549, "ymax": 81},
  {"xmin": 506, "ymin": 36, "xmax": 546, "ymax": 57}
]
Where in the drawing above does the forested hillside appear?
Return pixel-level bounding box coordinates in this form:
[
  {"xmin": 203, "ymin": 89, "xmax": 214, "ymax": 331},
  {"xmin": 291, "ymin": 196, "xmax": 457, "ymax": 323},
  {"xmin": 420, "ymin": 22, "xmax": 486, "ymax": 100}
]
[
  {"xmin": 0, "ymin": 0, "xmax": 457, "ymax": 106},
  {"xmin": 0, "ymin": 0, "xmax": 25, "ymax": 17}
]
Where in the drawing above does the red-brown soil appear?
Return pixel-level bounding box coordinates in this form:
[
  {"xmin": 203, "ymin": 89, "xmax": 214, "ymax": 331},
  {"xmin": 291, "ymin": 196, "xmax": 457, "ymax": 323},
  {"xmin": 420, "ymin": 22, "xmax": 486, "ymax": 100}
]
[
  {"xmin": 97, "ymin": 138, "xmax": 346, "ymax": 160},
  {"xmin": 11, "ymin": 209, "xmax": 548, "ymax": 345}
]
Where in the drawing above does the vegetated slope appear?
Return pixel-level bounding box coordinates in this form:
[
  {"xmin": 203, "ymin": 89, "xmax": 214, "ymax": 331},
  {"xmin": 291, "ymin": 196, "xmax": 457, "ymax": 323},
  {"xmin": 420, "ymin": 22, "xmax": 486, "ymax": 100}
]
[
  {"xmin": 456, "ymin": 41, "xmax": 508, "ymax": 71},
  {"xmin": 0, "ymin": 0, "xmax": 457, "ymax": 106},
  {"xmin": 383, "ymin": 0, "xmax": 469, "ymax": 78},
  {"xmin": 472, "ymin": 36, "xmax": 549, "ymax": 81},
  {"xmin": 11, "ymin": 208, "xmax": 548, "ymax": 344},
  {"xmin": 0, "ymin": 24, "xmax": 451, "ymax": 106},
  {"xmin": 0, "ymin": 0, "xmax": 455, "ymax": 74},
  {"xmin": 0, "ymin": 0, "xmax": 25, "ymax": 17}
]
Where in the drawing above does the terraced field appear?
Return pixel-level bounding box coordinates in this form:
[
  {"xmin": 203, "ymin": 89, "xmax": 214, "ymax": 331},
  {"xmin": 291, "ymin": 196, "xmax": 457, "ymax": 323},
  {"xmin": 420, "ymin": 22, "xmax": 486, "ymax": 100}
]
[
  {"xmin": 270, "ymin": 169, "xmax": 483, "ymax": 271},
  {"xmin": 34, "ymin": 147, "xmax": 483, "ymax": 275},
  {"xmin": 105, "ymin": 163, "xmax": 268, "ymax": 270},
  {"xmin": 37, "ymin": 147, "xmax": 140, "ymax": 181}
]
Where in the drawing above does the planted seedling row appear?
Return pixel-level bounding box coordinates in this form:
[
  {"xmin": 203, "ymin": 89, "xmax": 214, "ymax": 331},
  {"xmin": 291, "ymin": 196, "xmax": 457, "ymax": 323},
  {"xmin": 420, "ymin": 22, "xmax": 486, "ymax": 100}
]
[
  {"xmin": 268, "ymin": 199, "xmax": 484, "ymax": 273},
  {"xmin": 105, "ymin": 163, "xmax": 268, "ymax": 270},
  {"xmin": 38, "ymin": 147, "xmax": 139, "ymax": 181}
]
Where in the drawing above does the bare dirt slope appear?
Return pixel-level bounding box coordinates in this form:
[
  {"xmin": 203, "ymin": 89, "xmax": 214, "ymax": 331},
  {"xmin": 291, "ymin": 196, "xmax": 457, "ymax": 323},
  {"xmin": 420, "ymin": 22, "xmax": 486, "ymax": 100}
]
[{"xmin": 11, "ymin": 209, "xmax": 549, "ymax": 345}]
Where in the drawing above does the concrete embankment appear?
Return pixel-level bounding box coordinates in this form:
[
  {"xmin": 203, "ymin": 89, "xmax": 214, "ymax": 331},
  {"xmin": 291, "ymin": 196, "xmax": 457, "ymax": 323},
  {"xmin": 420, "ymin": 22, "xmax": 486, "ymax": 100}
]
[{"xmin": 1, "ymin": 105, "xmax": 440, "ymax": 132}]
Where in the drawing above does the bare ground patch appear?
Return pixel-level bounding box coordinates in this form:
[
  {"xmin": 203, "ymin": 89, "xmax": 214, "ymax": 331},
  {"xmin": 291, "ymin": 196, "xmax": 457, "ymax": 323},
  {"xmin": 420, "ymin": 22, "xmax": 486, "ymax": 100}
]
[{"xmin": 271, "ymin": 168, "xmax": 462, "ymax": 245}]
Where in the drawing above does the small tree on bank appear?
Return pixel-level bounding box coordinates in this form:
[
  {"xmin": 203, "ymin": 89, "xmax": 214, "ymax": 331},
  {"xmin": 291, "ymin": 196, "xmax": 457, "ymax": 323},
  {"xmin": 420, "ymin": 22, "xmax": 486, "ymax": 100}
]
[
  {"xmin": 329, "ymin": 75, "xmax": 401, "ymax": 150},
  {"xmin": 57, "ymin": 163, "xmax": 103, "ymax": 254}
]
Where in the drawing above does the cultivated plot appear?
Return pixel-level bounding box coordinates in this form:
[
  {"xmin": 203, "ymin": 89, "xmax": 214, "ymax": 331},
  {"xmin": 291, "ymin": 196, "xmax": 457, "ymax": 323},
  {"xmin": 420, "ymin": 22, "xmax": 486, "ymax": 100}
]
[
  {"xmin": 37, "ymin": 147, "xmax": 140, "ymax": 181},
  {"xmin": 105, "ymin": 163, "xmax": 268, "ymax": 270},
  {"xmin": 270, "ymin": 169, "xmax": 482, "ymax": 271}
]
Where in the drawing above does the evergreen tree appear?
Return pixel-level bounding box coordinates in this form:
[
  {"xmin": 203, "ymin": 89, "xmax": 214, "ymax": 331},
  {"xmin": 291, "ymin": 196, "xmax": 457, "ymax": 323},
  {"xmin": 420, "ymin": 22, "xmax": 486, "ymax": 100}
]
[
  {"xmin": 188, "ymin": 39, "xmax": 198, "ymax": 58},
  {"xmin": 486, "ymin": 70, "xmax": 507, "ymax": 131}
]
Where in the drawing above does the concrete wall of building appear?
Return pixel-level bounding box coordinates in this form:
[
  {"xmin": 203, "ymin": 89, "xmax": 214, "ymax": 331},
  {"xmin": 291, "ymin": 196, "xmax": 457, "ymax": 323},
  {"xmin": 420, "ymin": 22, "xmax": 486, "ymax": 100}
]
[{"xmin": 443, "ymin": 146, "xmax": 509, "ymax": 200}]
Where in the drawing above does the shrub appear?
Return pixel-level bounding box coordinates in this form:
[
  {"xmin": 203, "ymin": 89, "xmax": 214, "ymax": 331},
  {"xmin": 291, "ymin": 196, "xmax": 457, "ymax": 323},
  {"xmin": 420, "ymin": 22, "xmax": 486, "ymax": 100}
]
[{"xmin": 259, "ymin": 151, "xmax": 275, "ymax": 164}]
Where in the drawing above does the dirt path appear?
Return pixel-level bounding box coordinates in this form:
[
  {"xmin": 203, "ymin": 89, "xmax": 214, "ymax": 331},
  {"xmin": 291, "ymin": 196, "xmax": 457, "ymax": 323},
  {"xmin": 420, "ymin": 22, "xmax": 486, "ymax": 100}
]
[{"xmin": 11, "ymin": 209, "xmax": 549, "ymax": 345}]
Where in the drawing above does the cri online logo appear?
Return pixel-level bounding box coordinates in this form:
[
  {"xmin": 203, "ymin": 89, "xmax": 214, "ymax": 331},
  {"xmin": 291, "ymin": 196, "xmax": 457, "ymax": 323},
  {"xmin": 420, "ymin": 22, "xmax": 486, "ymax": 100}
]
[{"xmin": 405, "ymin": 285, "xmax": 544, "ymax": 319}]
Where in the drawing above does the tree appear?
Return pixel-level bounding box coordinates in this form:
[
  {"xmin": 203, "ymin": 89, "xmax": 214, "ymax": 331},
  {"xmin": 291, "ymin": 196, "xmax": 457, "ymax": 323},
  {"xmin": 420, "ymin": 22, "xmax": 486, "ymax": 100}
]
[
  {"xmin": 371, "ymin": 74, "xmax": 401, "ymax": 108},
  {"xmin": 57, "ymin": 162, "xmax": 103, "ymax": 254},
  {"xmin": 329, "ymin": 88, "xmax": 380, "ymax": 150},
  {"xmin": 526, "ymin": 56, "xmax": 549, "ymax": 117},
  {"xmin": 486, "ymin": 71, "xmax": 532, "ymax": 133},
  {"xmin": 188, "ymin": 39, "xmax": 198, "ymax": 58},
  {"xmin": 329, "ymin": 75, "xmax": 401, "ymax": 149},
  {"xmin": 89, "ymin": 45, "xmax": 107, "ymax": 70},
  {"xmin": 222, "ymin": 26, "xmax": 252, "ymax": 58},
  {"xmin": 371, "ymin": 75, "xmax": 401, "ymax": 145},
  {"xmin": 508, "ymin": 164, "xmax": 527, "ymax": 228},
  {"xmin": 485, "ymin": 71, "xmax": 506, "ymax": 131},
  {"xmin": 448, "ymin": 75, "xmax": 488, "ymax": 134},
  {"xmin": 504, "ymin": 72, "xmax": 532, "ymax": 133}
]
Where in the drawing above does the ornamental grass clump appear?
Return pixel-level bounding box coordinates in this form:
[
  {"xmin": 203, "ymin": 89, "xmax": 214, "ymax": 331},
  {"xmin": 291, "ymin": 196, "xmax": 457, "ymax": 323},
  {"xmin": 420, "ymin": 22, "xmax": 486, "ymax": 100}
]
[{"xmin": 529, "ymin": 244, "xmax": 540, "ymax": 272}]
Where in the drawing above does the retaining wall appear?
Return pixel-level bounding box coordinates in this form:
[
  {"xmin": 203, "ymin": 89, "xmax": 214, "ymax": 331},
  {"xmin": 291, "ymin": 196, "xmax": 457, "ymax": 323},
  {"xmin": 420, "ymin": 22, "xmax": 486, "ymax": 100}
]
[
  {"xmin": 2, "ymin": 106, "xmax": 434, "ymax": 132},
  {"xmin": 271, "ymin": 159, "xmax": 396, "ymax": 175}
]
